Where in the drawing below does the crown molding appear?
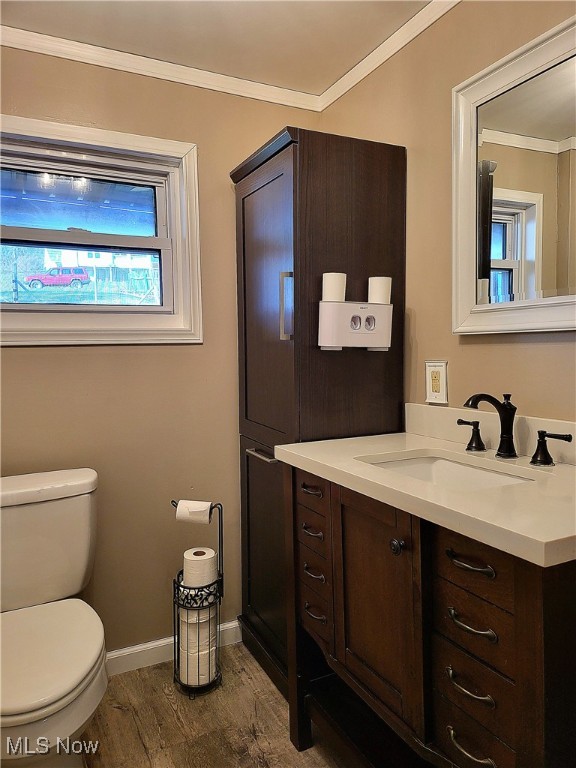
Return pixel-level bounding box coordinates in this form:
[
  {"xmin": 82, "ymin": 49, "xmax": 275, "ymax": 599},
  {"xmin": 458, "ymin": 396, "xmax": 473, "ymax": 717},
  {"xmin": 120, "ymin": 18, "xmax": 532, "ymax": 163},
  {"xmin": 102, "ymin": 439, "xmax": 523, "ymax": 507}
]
[
  {"xmin": 318, "ymin": 0, "xmax": 461, "ymax": 110},
  {"xmin": 0, "ymin": 25, "xmax": 320, "ymax": 111},
  {"xmin": 480, "ymin": 128, "xmax": 576, "ymax": 154},
  {"xmin": 0, "ymin": 0, "xmax": 460, "ymax": 112},
  {"xmin": 559, "ymin": 136, "xmax": 576, "ymax": 152}
]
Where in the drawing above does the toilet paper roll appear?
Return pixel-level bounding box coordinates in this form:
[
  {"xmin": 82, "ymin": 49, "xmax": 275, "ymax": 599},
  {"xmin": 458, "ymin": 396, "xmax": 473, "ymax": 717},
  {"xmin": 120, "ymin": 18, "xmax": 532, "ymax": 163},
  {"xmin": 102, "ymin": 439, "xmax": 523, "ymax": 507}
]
[
  {"xmin": 183, "ymin": 547, "xmax": 218, "ymax": 587},
  {"xmin": 180, "ymin": 615, "xmax": 217, "ymax": 653},
  {"xmin": 175, "ymin": 499, "xmax": 213, "ymax": 524},
  {"xmin": 179, "ymin": 647, "xmax": 217, "ymax": 686},
  {"xmin": 322, "ymin": 272, "xmax": 347, "ymax": 302},
  {"xmin": 179, "ymin": 606, "xmax": 215, "ymax": 624},
  {"xmin": 180, "ymin": 610, "xmax": 216, "ymax": 634},
  {"xmin": 368, "ymin": 277, "xmax": 392, "ymax": 304}
]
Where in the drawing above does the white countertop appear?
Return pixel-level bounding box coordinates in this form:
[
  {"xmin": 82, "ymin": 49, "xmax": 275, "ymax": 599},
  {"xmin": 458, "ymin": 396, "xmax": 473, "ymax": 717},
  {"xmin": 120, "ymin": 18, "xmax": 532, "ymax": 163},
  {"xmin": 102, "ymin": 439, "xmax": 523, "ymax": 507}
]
[{"xmin": 275, "ymin": 433, "xmax": 576, "ymax": 567}]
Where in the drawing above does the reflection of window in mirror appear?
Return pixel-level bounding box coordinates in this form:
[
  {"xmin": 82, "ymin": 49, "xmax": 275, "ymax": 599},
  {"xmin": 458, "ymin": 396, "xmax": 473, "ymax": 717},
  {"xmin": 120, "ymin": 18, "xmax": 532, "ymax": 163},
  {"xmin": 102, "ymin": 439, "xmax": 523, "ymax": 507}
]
[
  {"xmin": 480, "ymin": 187, "xmax": 543, "ymax": 304},
  {"xmin": 476, "ymin": 56, "xmax": 576, "ymax": 305}
]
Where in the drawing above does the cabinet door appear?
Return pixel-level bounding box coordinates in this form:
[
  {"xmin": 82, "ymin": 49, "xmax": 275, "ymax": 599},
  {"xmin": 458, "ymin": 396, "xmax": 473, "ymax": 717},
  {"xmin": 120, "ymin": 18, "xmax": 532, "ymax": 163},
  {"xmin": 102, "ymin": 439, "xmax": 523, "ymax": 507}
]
[
  {"xmin": 332, "ymin": 486, "xmax": 423, "ymax": 734},
  {"xmin": 240, "ymin": 436, "xmax": 287, "ymax": 667},
  {"xmin": 236, "ymin": 146, "xmax": 296, "ymax": 447}
]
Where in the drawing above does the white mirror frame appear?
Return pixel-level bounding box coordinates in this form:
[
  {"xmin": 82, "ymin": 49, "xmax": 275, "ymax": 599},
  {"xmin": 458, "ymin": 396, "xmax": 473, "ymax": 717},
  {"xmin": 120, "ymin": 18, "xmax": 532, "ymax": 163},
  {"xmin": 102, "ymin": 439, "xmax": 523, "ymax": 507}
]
[{"xmin": 452, "ymin": 17, "xmax": 576, "ymax": 334}]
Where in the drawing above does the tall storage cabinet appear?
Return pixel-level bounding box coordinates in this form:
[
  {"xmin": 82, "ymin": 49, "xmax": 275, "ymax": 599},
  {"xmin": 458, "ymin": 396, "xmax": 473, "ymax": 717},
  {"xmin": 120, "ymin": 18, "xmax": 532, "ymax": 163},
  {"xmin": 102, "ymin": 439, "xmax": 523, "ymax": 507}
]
[{"xmin": 231, "ymin": 127, "xmax": 406, "ymax": 689}]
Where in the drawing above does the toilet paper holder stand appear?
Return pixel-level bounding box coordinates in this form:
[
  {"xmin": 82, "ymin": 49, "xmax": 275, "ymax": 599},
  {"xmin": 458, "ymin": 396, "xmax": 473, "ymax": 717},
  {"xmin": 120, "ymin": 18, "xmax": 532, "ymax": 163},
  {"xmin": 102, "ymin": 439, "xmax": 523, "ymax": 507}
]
[
  {"xmin": 171, "ymin": 501, "xmax": 224, "ymax": 696},
  {"xmin": 170, "ymin": 500, "xmax": 224, "ymax": 598}
]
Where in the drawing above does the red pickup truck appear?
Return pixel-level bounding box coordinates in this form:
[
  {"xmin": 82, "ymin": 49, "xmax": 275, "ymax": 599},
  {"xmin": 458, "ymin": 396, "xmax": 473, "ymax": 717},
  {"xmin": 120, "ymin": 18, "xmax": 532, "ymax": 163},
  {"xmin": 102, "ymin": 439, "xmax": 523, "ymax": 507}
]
[{"xmin": 25, "ymin": 267, "xmax": 91, "ymax": 289}]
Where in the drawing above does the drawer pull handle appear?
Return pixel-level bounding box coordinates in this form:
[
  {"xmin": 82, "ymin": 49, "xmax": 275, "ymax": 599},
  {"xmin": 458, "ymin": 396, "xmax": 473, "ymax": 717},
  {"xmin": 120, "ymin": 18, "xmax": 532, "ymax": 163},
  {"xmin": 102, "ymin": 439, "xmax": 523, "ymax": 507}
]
[
  {"xmin": 303, "ymin": 563, "xmax": 326, "ymax": 582},
  {"xmin": 304, "ymin": 602, "xmax": 327, "ymax": 624},
  {"xmin": 446, "ymin": 726, "xmax": 496, "ymax": 767},
  {"xmin": 245, "ymin": 448, "xmax": 278, "ymax": 464},
  {"xmin": 448, "ymin": 607, "xmax": 498, "ymax": 643},
  {"xmin": 446, "ymin": 548, "xmax": 496, "ymax": 579},
  {"xmin": 301, "ymin": 522, "xmax": 324, "ymax": 540},
  {"xmin": 446, "ymin": 666, "xmax": 496, "ymax": 708},
  {"xmin": 301, "ymin": 483, "xmax": 324, "ymax": 498}
]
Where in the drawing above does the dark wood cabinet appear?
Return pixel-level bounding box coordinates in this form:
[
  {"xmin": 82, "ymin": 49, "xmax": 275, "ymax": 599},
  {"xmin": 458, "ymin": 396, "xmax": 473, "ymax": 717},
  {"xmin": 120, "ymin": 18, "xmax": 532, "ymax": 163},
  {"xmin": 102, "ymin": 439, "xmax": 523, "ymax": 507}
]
[
  {"xmin": 235, "ymin": 148, "xmax": 296, "ymax": 449},
  {"xmin": 429, "ymin": 525, "xmax": 576, "ymax": 768},
  {"xmin": 238, "ymin": 436, "xmax": 287, "ymax": 692},
  {"xmin": 331, "ymin": 486, "xmax": 424, "ymax": 735},
  {"xmin": 232, "ymin": 127, "xmax": 407, "ymax": 685},
  {"xmin": 284, "ymin": 470, "xmax": 576, "ymax": 768}
]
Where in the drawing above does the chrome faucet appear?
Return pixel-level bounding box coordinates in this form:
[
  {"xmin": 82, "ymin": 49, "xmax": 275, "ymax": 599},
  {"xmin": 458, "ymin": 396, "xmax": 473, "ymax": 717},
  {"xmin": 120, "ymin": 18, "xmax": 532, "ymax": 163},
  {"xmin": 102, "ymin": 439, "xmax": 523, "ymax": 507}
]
[{"xmin": 463, "ymin": 393, "xmax": 517, "ymax": 458}]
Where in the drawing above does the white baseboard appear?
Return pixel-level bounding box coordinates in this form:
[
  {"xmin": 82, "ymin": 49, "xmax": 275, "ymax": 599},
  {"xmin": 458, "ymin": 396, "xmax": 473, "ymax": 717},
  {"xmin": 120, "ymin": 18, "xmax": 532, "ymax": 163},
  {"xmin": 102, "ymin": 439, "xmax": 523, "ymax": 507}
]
[{"xmin": 105, "ymin": 619, "xmax": 241, "ymax": 677}]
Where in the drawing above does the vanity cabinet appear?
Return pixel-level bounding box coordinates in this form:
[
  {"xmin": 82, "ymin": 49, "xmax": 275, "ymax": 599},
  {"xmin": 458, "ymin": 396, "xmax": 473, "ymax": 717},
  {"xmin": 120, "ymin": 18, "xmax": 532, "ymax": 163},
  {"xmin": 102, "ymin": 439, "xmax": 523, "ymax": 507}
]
[
  {"xmin": 285, "ymin": 469, "xmax": 576, "ymax": 768},
  {"xmin": 295, "ymin": 471, "xmax": 334, "ymax": 657},
  {"xmin": 231, "ymin": 127, "xmax": 406, "ymax": 687},
  {"xmin": 429, "ymin": 526, "xmax": 576, "ymax": 768},
  {"xmin": 331, "ymin": 485, "xmax": 424, "ymax": 734}
]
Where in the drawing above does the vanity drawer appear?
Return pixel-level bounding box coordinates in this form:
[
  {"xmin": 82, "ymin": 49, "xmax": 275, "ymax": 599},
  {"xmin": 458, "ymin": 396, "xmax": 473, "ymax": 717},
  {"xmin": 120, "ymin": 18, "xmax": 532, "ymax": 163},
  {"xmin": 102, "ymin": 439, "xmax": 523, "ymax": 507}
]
[
  {"xmin": 433, "ymin": 578, "xmax": 515, "ymax": 679},
  {"xmin": 296, "ymin": 542, "xmax": 331, "ymax": 602},
  {"xmin": 295, "ymin": 470, "xmax": 330, "ymax": 516},
  {"xmin": 296, "ymin": 504, "xmax": 330, "ymax": 558},
  {"xmin": 433, "ymin": 527, "xmax": 515, "ymax": 613},
  {"xmin": 433, "ymin": 693, "xmax": 516, "ymax": 768},
  {"xmin": 432, "ymin": 633, "xmax": 516, "ymax": 746},
  {"xmin": 298, "ymin": 581, "xmax": 332, "ymax": 649}
]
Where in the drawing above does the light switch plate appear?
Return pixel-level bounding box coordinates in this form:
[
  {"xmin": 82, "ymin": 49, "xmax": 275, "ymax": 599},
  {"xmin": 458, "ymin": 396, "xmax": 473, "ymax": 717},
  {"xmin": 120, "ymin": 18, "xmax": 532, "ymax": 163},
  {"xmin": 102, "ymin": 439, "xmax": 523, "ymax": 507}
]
[{"xmin": 425, "ymin": 360, "xmax": 448, "ymax": 404}]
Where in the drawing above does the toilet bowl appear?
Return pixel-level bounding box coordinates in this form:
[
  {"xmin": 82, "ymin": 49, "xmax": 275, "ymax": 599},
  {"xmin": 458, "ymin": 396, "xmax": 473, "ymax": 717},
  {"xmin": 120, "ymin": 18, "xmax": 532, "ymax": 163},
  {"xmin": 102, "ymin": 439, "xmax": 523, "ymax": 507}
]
[{"xmin": 0, "ymin": 470, "xmax": 107, "ymax": 766}]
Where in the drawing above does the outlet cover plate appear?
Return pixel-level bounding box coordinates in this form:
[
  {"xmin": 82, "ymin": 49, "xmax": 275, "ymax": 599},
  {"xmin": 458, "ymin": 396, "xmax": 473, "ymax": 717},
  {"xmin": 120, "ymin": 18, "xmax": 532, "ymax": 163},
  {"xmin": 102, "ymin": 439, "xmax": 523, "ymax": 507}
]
[{"xmin": 425, "ymin": 360, "xmax": 448, "ymax": 404}]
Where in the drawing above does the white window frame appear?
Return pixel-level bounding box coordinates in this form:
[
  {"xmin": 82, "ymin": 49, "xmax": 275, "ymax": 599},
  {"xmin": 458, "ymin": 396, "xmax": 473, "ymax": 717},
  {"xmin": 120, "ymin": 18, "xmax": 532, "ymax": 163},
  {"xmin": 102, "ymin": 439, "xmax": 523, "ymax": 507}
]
[
  {"xmin": 492, "ymin": 188, "xmax": 543, "ymax": 302},
  {"xmin": 0, "ymin": 116, "xmax": 203, "ymax": 345}
]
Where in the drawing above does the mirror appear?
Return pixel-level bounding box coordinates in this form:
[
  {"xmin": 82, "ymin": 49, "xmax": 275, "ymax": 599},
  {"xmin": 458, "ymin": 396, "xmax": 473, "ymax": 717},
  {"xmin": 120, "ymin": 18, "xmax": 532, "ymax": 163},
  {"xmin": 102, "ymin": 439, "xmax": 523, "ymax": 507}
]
[{"xmin": 453, "ymin": 19, "xmax": 576, "ymax": 333}]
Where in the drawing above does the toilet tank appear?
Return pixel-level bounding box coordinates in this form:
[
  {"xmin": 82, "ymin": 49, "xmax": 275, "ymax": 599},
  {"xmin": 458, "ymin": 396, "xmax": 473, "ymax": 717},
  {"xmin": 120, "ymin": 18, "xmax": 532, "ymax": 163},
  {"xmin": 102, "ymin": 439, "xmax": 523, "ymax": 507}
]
[{"xmin": 0, "ymin": 468, "xmax": 98, "ymax": 612}]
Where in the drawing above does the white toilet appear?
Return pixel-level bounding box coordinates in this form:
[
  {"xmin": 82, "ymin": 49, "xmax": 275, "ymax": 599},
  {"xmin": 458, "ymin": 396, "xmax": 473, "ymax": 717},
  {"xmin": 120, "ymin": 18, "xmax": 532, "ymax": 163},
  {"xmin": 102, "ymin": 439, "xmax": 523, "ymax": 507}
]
[{"xmin": 0, "ymin": 469, "xmax": 107, "ymax": 766}]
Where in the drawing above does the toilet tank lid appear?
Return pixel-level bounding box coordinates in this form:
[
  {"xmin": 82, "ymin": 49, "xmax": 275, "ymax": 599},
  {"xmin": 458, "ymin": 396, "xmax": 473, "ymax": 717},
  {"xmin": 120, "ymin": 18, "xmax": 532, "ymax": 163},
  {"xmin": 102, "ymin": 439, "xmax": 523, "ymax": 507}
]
[{"xmin": 0, "ymin": 469, "xmax": 98, "ymax": 507}]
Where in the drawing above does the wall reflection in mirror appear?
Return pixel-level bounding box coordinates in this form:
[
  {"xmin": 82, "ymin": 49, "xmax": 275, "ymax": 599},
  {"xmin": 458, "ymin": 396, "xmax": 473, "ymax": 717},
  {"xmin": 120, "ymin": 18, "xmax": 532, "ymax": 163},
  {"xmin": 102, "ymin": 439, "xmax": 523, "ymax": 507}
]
[{"xmin": 476, "ymin": 56, "xmax": 576, "ymax": 305}]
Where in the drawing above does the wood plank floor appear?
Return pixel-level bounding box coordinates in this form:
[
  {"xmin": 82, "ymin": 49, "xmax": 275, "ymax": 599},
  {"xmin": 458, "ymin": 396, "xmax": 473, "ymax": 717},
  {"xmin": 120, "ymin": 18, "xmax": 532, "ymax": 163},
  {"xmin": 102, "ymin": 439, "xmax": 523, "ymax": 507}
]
[{"xmin": 84, "ymin": 643, "xmax": 357, "ymax": 768}]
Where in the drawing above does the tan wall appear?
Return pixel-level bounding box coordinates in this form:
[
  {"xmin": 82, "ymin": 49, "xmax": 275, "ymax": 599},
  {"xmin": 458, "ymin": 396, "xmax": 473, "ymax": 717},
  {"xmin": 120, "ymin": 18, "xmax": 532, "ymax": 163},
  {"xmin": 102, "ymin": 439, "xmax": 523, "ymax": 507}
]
[
  {"xmin": 2, "ymin": 0, "xmax": 575, "ymax": 652},
  {"xmin": 319, "ymin": 0, "xmax": 576, "ymax": 421},
  {"xmin": 0, "ymin": 47, "xmax": 320, "ymax": 650},
  {"xmin": 478, "ymin": 142, "xmax": 558, "ymax": 292}
]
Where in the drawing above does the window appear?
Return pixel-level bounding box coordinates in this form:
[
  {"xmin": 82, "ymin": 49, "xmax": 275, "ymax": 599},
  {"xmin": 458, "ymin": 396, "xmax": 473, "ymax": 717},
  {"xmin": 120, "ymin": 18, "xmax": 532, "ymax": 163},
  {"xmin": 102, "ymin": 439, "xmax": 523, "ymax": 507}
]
[
  {"xmin": 487, "ymin": 188, "xmax": 543, "ymax": 305},
  {"xmin": 1, "ymin": 116, "xmax": 202, "ymax": 345},
  {"xmin": 489, "ymin": 212, "xmax": 518, "ymax": 303}
]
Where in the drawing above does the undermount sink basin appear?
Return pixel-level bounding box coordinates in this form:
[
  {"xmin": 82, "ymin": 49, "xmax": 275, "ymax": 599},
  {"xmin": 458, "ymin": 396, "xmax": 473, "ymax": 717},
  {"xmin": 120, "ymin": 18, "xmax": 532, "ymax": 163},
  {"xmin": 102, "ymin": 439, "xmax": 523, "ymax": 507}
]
[{"xmin": 356, "ymin": 452, "xmax": 532, "ymax": 491}]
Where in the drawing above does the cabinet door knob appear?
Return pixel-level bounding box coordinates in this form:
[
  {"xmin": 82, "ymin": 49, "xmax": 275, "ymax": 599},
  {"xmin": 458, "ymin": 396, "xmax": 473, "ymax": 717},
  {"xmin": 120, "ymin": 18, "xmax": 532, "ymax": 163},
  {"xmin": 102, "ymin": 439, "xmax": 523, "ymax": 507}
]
[{"xmin": 389, "ymin": 538, "xmax": 406, "ymax": 556}]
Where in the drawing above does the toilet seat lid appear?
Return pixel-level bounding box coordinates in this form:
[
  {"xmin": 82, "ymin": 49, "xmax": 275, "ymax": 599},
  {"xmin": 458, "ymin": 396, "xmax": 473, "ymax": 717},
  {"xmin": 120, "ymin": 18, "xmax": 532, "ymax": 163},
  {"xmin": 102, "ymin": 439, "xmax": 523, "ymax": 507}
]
[{"xmin": 1, "ymin": 598, "xmax": 105, "ymax": 716}]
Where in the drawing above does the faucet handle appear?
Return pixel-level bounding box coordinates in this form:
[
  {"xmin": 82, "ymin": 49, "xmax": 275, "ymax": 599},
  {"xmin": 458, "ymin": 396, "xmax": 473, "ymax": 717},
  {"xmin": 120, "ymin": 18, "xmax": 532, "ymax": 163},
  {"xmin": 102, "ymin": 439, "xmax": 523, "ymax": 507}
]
[
  {"xmin": 530, "ymin": 431, "xmax": 573, "ymax": 466},
  {"xmin": 457, "ymin": 419, "xmax": 486, "ymax": 452}
]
